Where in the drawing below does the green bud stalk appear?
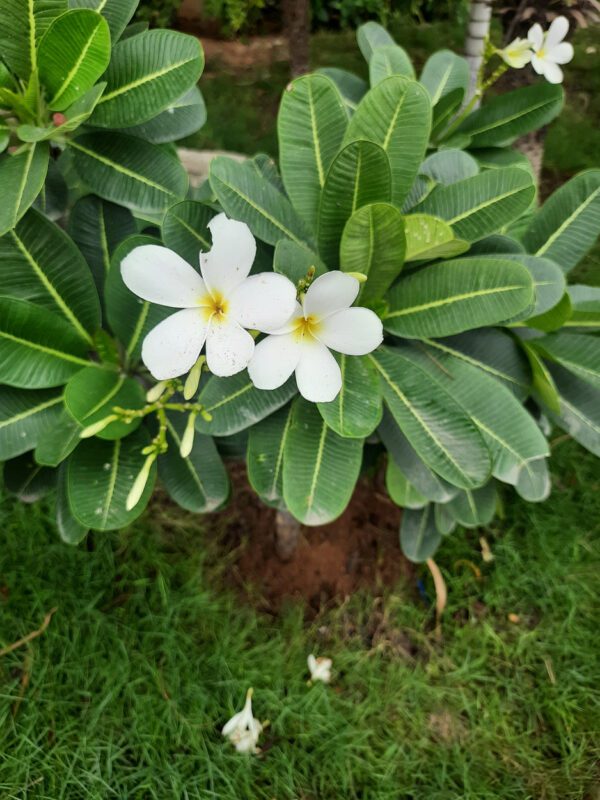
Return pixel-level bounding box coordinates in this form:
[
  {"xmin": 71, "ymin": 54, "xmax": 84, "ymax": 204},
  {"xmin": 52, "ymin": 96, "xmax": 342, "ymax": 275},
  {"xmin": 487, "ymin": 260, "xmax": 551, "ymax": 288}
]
[{"xmin": 126, "ymin": 453, "xmax": 156, "ymax": 511}]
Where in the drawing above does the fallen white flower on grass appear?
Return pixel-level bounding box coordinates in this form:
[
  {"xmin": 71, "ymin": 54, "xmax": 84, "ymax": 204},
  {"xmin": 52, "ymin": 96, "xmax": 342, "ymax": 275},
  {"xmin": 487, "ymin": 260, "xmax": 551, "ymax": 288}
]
[
  {"xmin": 121, "ymin": 213, "xmax": 296, "ymax": 380},
  {"xmin": 222, "ymin": 688, "xmax": 263, "ymax": 754},
  {"xmin": 248, "ymin": 271, "xmax": 383, "ymax": 403},
  {"xmin": 307, "ymin": 654, "xmax": 332, "ymax": 684},
  {"xmin": 528, "ymin": 16, "xmax": 574, "ymax": 84},
  {"xmin": 499, "ymin": 37, "xmax": 533, "ymax": 69}
]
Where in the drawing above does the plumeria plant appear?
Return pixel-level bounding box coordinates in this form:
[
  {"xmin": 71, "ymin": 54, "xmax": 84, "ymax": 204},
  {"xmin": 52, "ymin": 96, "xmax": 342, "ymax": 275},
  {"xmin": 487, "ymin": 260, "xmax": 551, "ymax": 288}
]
[{"xmin": 0, "ymin": 10, "xmax": 599, "ymax": 567}]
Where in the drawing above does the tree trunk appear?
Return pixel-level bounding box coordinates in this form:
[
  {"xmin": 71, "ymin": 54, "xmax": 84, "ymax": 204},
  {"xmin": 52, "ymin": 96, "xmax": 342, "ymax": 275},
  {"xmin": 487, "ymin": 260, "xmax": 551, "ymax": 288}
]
[
  {"xmin": 283, "ymin": 0, "xmax": 310, "ymax": 78},
  {"xmin": 275, "ymin": 509, "xmax": 302, "ymax": 561},
  {"xmin": 465, "ymin": 0, "xmax": 493, "ymax": 105}
]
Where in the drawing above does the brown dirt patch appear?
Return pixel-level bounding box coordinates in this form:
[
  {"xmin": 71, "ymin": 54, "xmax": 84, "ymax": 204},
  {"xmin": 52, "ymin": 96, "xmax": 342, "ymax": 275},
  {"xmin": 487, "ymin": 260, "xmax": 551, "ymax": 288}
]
[{"xmin": 214, "ymin": 465, "xmax": 414, "ymax": 615}]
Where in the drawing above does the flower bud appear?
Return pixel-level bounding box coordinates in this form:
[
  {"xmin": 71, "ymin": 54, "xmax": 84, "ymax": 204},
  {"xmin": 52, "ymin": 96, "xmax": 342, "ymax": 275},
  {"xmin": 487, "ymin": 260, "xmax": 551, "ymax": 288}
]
[
  {"xmin": 183, "ymin": 358, "xmax": 204, "ymax": 400},
  {"xmin": 146, "ymin": 380, "xmax": 168, "ymax": 402},
  {"xmin": 346, "ymin": 271, "xmax": 368, "ymax": 283},
  {"xmin": 126, "ymin": 454, "xmax": 156, "ymax": 511},
  {"xmin": 179, "ymin": 412, "xmax": 197, "ymax": 458},
  {"xmin": 79, "ymin": 414, "xmax": 118, "ymax": 439}
]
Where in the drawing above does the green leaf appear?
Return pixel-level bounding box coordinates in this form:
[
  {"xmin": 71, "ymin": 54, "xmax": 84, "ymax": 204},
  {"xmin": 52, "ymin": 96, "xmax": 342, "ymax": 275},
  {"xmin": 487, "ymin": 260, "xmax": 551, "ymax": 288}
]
[
  {"xmin": 247, "ymin": 403, "xmax": 293, "ymax": 505},
  {"xmin": 499, "ymin": 254, "xmax": 565, "ymax": 323},
  {"xmin": 514, "ymin": 457, "xmax": 550, "ymax": 502},
  {"xmin": 521, "ymin": 340, "xmax": 561, "ymax": 412},
  {"xmin": 522, "ymin": 170, "xmax": 600, "ymax": 274},
  {"xmin": 434, "ymin": 502, "xmax": 456, "ymax": 536},
  {"xmin": 123, "ymin": 86, "xmax": 206, "ymax": 144},
  {"xmin": 17, "ymin": 83, "xmax": 107, "ymax": 141},
  {"xmin": 543, "ymin": 364, "xmax": 600, "ymax": 458},
  {"xmin": 446, "ymin": 483, "xmax": 496, "ymax": 528},
  {"xmin": 0, "ymin": 297, "xmax": 91, "ymax": 388},
  {"xmin": 0, "ymin": 144, "xmax": 49, "ymax": 237},
  {"xmin": 457, "ymin": 83, "xmax": 563, "ymax": 148},
  {"xmin": 385, "ymin": 457, "xmax": 428, "ymax": 509},
  {"xmin": 371, "ymin": 346, "xmax": 491, "ymax": 489},
  {"xmin": 0, "ymin": 208, "xmax": 100, "ymax": 343},
  {"xmin": 469, "ymin": 233, "xmax": 525, "ymax": 255},
  {"xmin": 564, "ymin": 285, "xmax": 600, "ymax": 330},
  {"xmin": 471, "ymin": 147, "xmax": 534, "ymax": 173},
  {"xmin": 38, "ymin": 9, "xmax": 110, "ymax": 111},
  {"xmin": 0, "ymin": 387, "xmax": 63, "ymax": 459},
  {"xmin": 318, "ymin": 353, "xmax": 382, "ymax": 438},
  {"xmin": 420, "ymin": 149, "xmax": 479, "ymax": 185},
  {"xmin": 69, "ymin": 0, "xmax": 137, "ymax": 41},
  {"xmin": 0, "ymin": 0, "xmax": 65, "ymax": 79},
  {"xmin": 159, "ymin": 412, "xmax": 229, "ymax": 513},
  {"xmin": 369, "ymin": 44, "xmax": 414, "ymax": 84},
  {"xmin": 90, "ymin": 29, "xmax": 203, "ymax": 128},
  {"xmin": 195, "ymin": 372, "xmax": 297, "ymax": 436},
  {"xmin": 378, "ymin": 407, "xmax": 458, "ymax": 503},
  {"xmin": 162, "ymin": 199, "xmax": 213, "ymax": 264},
  {"xmin": 56, "ymin": 462, "xmax": 88, "ymax": 544},
  {"xmin": 34, "ymin": 407, "xmax": 81, "ymax": 466},
  {"xmin": 430, "ymin": 88, "xmax": 465, "ymax": 140},
  {"xmin": 384, "ymin": 256, "xmax": 533, "ymax": 339},
  {"xmin": 316, "ymin": 67, "xmax": 367, "ymax": 115},
  {"xmin": 278, "ymin": 74, "xmax": 348, "ymax": 232},
  {"xmin": 283, "ymin": 397, "xmax": 363, "ymax": 525},
  {"xmin": 532, "ymin": 333, "xmax": 600, "ymax": 390},
  {"xmin": 526, "ymin": 292, "xmax": 571, "ymax": 333},
  {"xmin": 403, "ymin": 213, "xmax": 468, "ymax": 261},
  {"xmin": 400, "ymin": 505, "xmax": 441, "ymax": 563},
  {"xmin": 414, "ymin": 167, "xmax": 535, "ymax": 243},
  {"xmin": 67, "ymin": 426, "xmax": 155, "ymax": 530},
  {"xmin": 344, "ymin": 76, "xmax": 431, "ymax": 208},
  {"xmin": 68, "ymin": 195, "xmax": 136, "ymax": 291},
  {"xmin": 419, "ymin": 49, "xmax": 469, "ymax": 105},
  {"xmin": 105, "ymin": 234, "xmax": 172, "ymax": 361},
  {"xmin": 340, "ymin": 202, "xmax": 405, "ymax": 302},
  {"xmin": 70, "ymin": 132, "xmax": 188, "ymax": 217},
  {"xmin": 356, "ymin": 21, "xmax": 395, "ymax": 63},
  {"xmin": 209, "ymin": 156, "xmax": 312, "ymax": 247},
  {"xmin": 273, "ymin": 239, "xmax": 327, "ymax": 285},
  {"xmin": 318, "ymin": 141, "xmax": 392, "ymax": 267},
  {"xmin": 4, "ymin": 452, "xmax": 56, "ymax": 502},
  {"xmin": 64, "ymin": 366, "xmax": 144, "ymax": 440}
]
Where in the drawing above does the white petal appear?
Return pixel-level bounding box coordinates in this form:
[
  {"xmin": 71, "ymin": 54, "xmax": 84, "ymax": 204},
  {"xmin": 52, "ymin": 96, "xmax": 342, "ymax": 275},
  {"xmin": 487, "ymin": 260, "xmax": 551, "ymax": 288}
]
[
  {"xmin": 316, "ymin": 308, "xmax": 383, "ymax": 356},
  {"xmin": 295, "ymin": 338, "xmax": 342, "ymax": 403},
  {"xmin": 200, "ymin": 212, "xmax": 257, "ymax": 298},
  {"xmin": 270, "ymin": 302, "xmax": 304, "ymax": 334},
  {"xmin": 121, "ymin": 245, "xmax": 207, "ymax": 308},
  {"xmin": 303, "ymin": 271, "xmax": 359, "ymax": 320},
  {"xmin": 205, "ymin": 315, "xmax": 255, "ymax": 377},
  {"xmin": 548, "ymin": 42, "xmax": 574, "ymax": 65},
  {"xmin": 527, "ymin": 22, "xmax": 544, "ymax": 51},
  {"xmin": 546, "ymin": 15, "xmax": 569, "ymax": 50},
  {"xmin": 222, "ymin": 710, "xmax": 244, "ymax": 737},
  {"xmin": 530, "ymin": 54, "xmax": 545, "ymax": 75},
  {"xmin": 248, "ymin": 332, "xmax": 302, "ymax": 390},
  {"xmin": 142, "ymin": 309, "xmax": 208, "ymax": 380},
  {"xmin": 541, "ymin": 60, "xmax": 564, "ymax": 84},
  {"xmin": 228, "ymin": 273, "xmax": 297, "ymax": 332}
]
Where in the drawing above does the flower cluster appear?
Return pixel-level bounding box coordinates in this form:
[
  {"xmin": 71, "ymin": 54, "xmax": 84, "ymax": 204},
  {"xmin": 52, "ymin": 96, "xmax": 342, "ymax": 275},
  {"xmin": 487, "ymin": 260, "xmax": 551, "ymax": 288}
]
[
  {"xmin": 499, "ymin": 16, "xmax": 574, "ymax": 84},
  {"xmin": 122, "ymin": 214, "xmax": 383, "ymax": 403}
]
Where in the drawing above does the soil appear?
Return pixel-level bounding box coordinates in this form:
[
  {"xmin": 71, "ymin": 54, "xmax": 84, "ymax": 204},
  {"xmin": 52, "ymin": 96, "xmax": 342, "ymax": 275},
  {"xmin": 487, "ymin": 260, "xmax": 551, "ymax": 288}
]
[{"xmin": 213, "ymin": 465, "xmax": 414, "ymax": 615}]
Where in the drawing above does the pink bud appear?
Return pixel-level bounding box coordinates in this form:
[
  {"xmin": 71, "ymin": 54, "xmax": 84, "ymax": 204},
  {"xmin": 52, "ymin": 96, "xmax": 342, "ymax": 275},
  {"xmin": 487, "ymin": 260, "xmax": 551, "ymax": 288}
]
[{"xmin": 52, "ymin": 113, "xmax": 67, "ymax": 126}]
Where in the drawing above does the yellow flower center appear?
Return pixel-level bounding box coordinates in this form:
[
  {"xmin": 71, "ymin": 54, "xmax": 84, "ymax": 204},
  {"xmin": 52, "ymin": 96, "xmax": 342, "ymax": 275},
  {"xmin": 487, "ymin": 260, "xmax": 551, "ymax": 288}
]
[
  {"xmin": 292, "ymin": 314, "xmax": 321, "ymax": 341},
  {"xmin": 199, "ymin": 291, "xmax": 229, "ymax": 322}
]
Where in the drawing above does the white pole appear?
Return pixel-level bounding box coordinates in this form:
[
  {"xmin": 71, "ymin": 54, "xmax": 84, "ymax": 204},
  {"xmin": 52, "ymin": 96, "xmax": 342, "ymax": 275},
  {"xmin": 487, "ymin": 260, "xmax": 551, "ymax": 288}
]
[{"xmin": 465, "ymin": 0, "xmax": 493, "ymax": 105}]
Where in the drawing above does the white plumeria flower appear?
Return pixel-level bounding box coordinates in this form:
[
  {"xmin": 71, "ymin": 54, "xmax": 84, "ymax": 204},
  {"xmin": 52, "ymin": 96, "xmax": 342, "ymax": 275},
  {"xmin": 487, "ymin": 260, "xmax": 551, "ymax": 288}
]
[
  {"xmin": 222, "ymin": 688, "xmax": 263, "ymax": 754},
  {"xmin": 248, "ymin": 271, "xmax": 383, "ymax": 403},
  {"xmin": 499, "ymin": 37, "xmax": 533, "ymax": 69},
  {"xmin": 528, "ymin": 16, "xmax": 574, "ymax": 84},
  {"xmin": 307, "ymin": 654, "xmax": 332, "ymax": 684},
  {"xmin": 121, "ymin": 213, "xmax": 297, "ymax": 380}
]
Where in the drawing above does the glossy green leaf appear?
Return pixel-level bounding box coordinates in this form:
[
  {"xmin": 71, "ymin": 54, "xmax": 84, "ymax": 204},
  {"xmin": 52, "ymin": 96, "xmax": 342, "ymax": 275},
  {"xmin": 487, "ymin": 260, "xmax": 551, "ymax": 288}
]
[
  {"xmin": 319, "ymin": 142, "xmax": 392, "ymax": 268},
  {"xmin": 514, "ymin": 457, "xmax": 550, "ymax": 502},
  {"xmin": 0, "ymin": 0, "xmax": 65, "ymax": 79},
  {"xmin": 414, "ymin": 167, "xmax": 535, "ymax": 243},
  {"xmin": 471, "ymin": 147, "xmax": 533, "ymax": 173},
  {"xmin": 500, "ymin": 254, "xmax": 565, "ymax": 322},
  {"xmin": 123, "ymin": 86, "xmax": 206, "ymax": 144},
  {"xmin": 38, "ymin": 9, "xmax": 110, "ymax": 111},
  {"xmin": 90, "ymin": 29, "xmax": 204, "ymax": 128},
  {"xmin": 247, "ymin": 403, "xmax": 293, "ymax": 505},
  {"xmin": 522, "ymin": 170, "xmax": 600, "ymax": 273},
  {"xmin": 457, "ymin": 83, "xmax": 563, "ymax": 148},
  {"xmin": 521, "ymin": 340, "xmax": 561, "ymax": 412},
  {"xmin": 564, "ymin": 285, "xmax": 600, "ymax": 330},
  {"xmin": 469, "ymin": 233, "xmax": 525, "ymax": 255},
  {"xmin": 0, "ymin": 387, "xmax": 63, "ymax": 460},
  {"xmin": 0, "ymin": 208, "xmax": 100, "ymax": 342},
  {"xmin": 543, "ymin": 363, "xmax": 600, "ymax": 458},
  {"xmin": 160, "ymin": 412, "xmax": 229, "ymax": 513},
  {"xmin": 385, "ymin": 257, "xmax": 533, "ymax": 338},
  {"xmin": 70, "ymin": 132, "xmax": 188, "ymax": 217},
  {"xmin": 344, "ymin": 76, "xmax": 431, "ymax": 208},
  {"xmin": 67, "ymin": 426, "xmax": 156, "ymax": 530},
  {"xmin": 317, "ymin": 67, "xmax": 367, "ymax": 114},
  {"xmin": 4, "ymin": 453, "xmax": 56, "ymax": 502},
  {"xmin": 162, "ymin": 199, "xmax": 213, "ymax": 264},
  {"xmin": 17, "ymin": 83, "xmax": 107, "ymax": 142},
  {"xmin": 318, "ymin": 353, "xmax": 382, "ymax": 438},
  {"xmin": 403, "ymin": 213, "xmax": 469, "ymax": 261},
  {"xmin": 0, "ymin": 297, "xmax": 91, "ymax": 388},
  {"xmin": 273, "ymin": 239, "xmax": 327, "ymax": 285},
  {"xmin": 0, "ymin": 144, "xmax": 49, "ymax": 237},
  {"xmin": 34, "ymin": 408, "xmax": 81, "ymax": 466},
  {"xmin": 356, "ymin": 21, "xmax": 395, "ymax": 63},
  {"xmin": 371, "ymin": 346, "xmax": 491, "ymax": 489},
  {"xmin": 419, "ymin": 49, "xmax": 469, "ymax": 105},
  {"xmin": 532, "ymin": 333, "xmax": 600, "ymax": 390},
  {"xmin": 283, "ymin": 398, "xmax": 363, "ymax": 525},
  {"xmin": 278, "ymin": 74, "xmax": 348, "ymax": 231},
  {"xmin": 526, "ymin": 292, "xmax": 572, "ymax": 333},
  {"xmin": 400, "ymin": 505, "xmax": 441, "ymax": 563},
  {"xmin": 430, "ymin": 88, "xmax": 464, "ymax": 140},
  {"xmin": 209, "ymin": 156, "xmax": 312, "ymax": 247},
  {"xmin": 56, "ymin": 462, "xmax": 88, "ymax": 544},
  {"xmin": 340, "ymin": 202, "xmax": 405, "ymax": 302},
  {"xmin": 69, "ymin": 0, "xmax": 137, "ymax": 41},
  {"xmin": 434, "ymin": 502, "xmax": 456, "ymax": 536},
  {"xmin": 369, "ymin": 44, "xmax": 414, "ymax": 84},
  {"xmin": 446, "ymin": 483, "xmax": 496, "ymax": 528},
  {"xmin": 420, "ymin": 149, "xmax": 479, "ymax": 185},
  {"xmin": 64, "ymin": 366, "xmax": 144, "ymax": 440},
  {"xmin": 385, "ymin": 458, "xmax": 428, "ymax": 509},
  {"xmin": 195, "ymin": 372, "xmax": 297, "ymax": 436}
]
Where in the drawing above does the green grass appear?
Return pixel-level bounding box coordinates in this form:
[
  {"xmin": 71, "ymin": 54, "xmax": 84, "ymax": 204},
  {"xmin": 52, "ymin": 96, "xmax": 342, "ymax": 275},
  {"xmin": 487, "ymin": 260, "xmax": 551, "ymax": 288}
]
[{"xmin": 1, "ymin": 439, "xmax": 599, "ymax": 798}]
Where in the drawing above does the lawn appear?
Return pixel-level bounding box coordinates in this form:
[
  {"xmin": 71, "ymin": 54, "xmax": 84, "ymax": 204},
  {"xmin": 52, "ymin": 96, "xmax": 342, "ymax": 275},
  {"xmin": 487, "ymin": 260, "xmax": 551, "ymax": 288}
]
[{"xmin": 0, "ymin": 439, "xmax": 599, "ymax": 798}]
